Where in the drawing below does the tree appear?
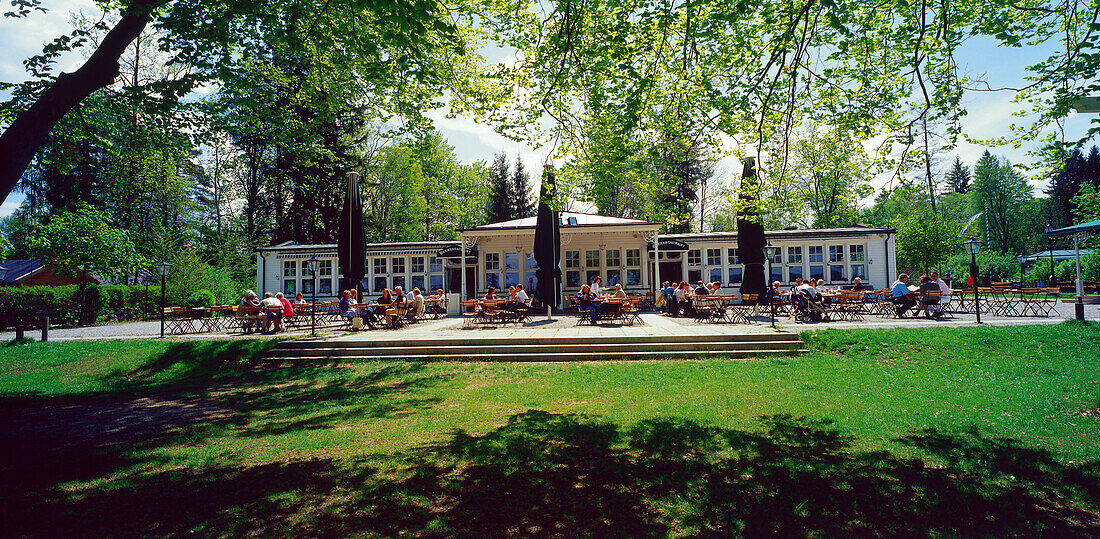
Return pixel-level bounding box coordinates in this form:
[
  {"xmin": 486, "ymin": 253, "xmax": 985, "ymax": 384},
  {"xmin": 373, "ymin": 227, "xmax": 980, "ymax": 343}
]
[
  {"xmin": 510, "ymin": 157, "xmax": 535, "ymax": 219},
  {"xmin": 943, "ymin": 156, "xmax": 971, "ymax": 195},
  {"xmin": 29, "ymin": 203, "xmax": 148, "ymax": 323},
  {"xmin": 361, "ymin": 145, "xmax": 426, "ymax": 243},
  {"xmin": 1072, "ymin": 183, "xmax": 1100, "ymax": 224},
  {"xmin": 486, "ymin": 153, "xmax": 511, "ymax": 223},
  {"xmin": 1047, "ymin": 148, "xmax": 1088, "ymax": 230},
  {"xmin": 971, "ymin": 151, "xmax": 1032, "ymax": 254},
  {"xmin": 895, "ymin": 208, "xmax": 961, "ymax": 275},
  {"xmin": 769, "ymin": 127, "xmax": 873, "ymax": 228}
]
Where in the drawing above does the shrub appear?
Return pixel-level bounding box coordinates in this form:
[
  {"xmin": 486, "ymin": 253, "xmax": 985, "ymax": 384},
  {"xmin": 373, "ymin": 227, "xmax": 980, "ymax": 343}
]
[{"xmin": 185, "ymin": 289, "xmax": 216, "ymax": 308}]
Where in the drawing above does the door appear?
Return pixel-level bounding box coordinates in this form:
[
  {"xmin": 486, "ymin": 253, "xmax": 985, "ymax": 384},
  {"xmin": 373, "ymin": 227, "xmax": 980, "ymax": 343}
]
[
  {"xmin": 659, "ymin": 261, "xmax": 683, "ymax": 285},
  {"xmin": 447, "ymin": 267, "xmax": 477, "ymax": 297}
]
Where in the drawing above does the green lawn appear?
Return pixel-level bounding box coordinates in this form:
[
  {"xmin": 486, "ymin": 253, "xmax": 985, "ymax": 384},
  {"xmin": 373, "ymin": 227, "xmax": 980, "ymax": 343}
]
[{"xmin": 2, "ymin": 323, "xmax": 1098, "ymax": 536}]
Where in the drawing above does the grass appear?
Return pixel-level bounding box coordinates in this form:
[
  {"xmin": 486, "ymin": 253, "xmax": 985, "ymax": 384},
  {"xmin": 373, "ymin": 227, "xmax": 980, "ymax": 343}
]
[{"xmin": 2, "ymin": 322, "xmax": 1098, "ymax": 536}]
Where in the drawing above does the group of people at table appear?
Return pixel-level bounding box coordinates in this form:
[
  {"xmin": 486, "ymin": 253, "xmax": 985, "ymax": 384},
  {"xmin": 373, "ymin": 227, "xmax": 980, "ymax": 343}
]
[
  {"xmin": 659, "ymin": 271, "xmax": 952, "ymax": 321},
  {"xmin": 235, "ymin": 286, "xmax": 448, "ymax": 333},
  {"xmin": 573, "ymin": 276, "xmax": 631, "ymax": 323}
]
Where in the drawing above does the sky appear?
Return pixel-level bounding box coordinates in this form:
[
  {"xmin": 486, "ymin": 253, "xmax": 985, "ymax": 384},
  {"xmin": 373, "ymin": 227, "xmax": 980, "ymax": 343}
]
[{"xmin": 1, "ymin": 1, "xmax": 1096, "ymax": 219}]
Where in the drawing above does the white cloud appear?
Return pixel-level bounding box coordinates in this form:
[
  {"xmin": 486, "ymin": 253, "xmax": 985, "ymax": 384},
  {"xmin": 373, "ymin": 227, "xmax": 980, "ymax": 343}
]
[{"xmin": 0, "ymin": 0, "xmax": 100, "ymax": 83}]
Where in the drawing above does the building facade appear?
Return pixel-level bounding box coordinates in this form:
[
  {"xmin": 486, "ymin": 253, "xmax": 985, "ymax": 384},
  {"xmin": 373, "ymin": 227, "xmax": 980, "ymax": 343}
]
[{"xmin": 256, "ymin": 212, "xmax": 896, "ymax": 307}]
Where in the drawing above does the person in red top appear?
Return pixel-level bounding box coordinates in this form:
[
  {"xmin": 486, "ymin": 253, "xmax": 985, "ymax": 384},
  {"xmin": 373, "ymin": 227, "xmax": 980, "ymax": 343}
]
[{"xmin": 275, "ymin": 292, "xmax": 294, "ymax": 331}]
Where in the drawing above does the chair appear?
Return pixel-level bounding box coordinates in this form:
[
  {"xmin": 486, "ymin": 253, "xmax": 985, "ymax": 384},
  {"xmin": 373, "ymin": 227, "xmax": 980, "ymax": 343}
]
[{"xmin": 460, "ymin": 300, "xmax": 480, "ymax": 328}]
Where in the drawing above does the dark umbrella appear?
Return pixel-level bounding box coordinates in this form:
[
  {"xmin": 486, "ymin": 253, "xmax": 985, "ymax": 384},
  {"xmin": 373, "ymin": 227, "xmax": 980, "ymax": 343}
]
[
  {"xmin": 338, "ymin": 171, "xmax": 365, "ymax": 295},
  {"xmin": 737, "ymin": 157, "xmax": 767, "ymax": 298},
  {"xmin": 534, "ymin": 164, "xmax": 562, "ymax": 309}
]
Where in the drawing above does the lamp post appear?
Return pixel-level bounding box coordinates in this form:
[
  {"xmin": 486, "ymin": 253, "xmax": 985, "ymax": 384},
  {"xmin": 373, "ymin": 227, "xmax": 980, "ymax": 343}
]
[
  {"xmin": 154, "ymin": 261, "xmax": 173, "ymax": 338},
  {"xmin": 306, "ymin": 256, "xmax": 320, "ymax": 337},
  {"xmin": 763, "ymin": 243, "xmax": 779, "ymax": 328},
  {"xmin": 1044, "ymin": 223, "xmax": 1056, "ymax": 289},
  {"xmin": 963, "ymin": 239, "xmax": 982, "ymax": 324}
]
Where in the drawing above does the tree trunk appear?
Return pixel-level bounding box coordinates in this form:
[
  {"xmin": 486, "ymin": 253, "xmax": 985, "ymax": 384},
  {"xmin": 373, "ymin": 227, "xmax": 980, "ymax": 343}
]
[{"xmin": 0, "ymin": 2, "xmax": 161, "ymax": 203}]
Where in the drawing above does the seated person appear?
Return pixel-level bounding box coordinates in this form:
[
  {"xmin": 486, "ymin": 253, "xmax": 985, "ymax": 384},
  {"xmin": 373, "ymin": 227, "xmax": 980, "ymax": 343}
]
[
  {"xmin": 238, "ymin": 290, "xmax": 262, "ymax": 333},
  {"xmin": 385, "ymin": 286, "xmax": 408, "ymax": 326},
  {"xmin": 427, "ymin": 288, "xmax": 447, "ymax": 315},
  {"xmin": 611, "ymin": 283, "xmax": 628, "ymax": 299},
  {"xmin": 675, "ymin": 281, "xmax": 695, "ymax": 317},
  {"xmin": 339, "ymin": 290, "xmax": 357, "ymax": 322},
  {"xmin": 514, "ymin": 284, "xmax": 531, "ymax": 306},
  {"xmin": 260, "ymin": 292, "xmax": 284, "ymax": 333},
  {"xmin": 276, "ymin": 292, "xmax": 294, "ymax": 331},
  {"xmin": 851, "ymin": 277, "xmax": 866, "ymax": 291},
  {"xmin": 293, "ymin": 292, "xmax": 307, "ymax": 305},
  {"xmin": 931, "ymin": 271, "xmax": 950, "ymax": 300},
  {"xmin": 484, "ymin": 286, "xmax": 497, "ymax": 300},
  {"xmin": 710, "ymin": 281, "xmax": 722, "ymax": 295},
  {"xmin": 591, "ymin": 276, "xmax": 603, "ymax": 297},
  {"xmin": 574, "ymin": 284, "xmax": 600, "ymax": 323},
  {"xmin": 891, "ymin": 273, "xmax": 917, "ymax": 317},
  {"xmin": 918, "ymin": 275, "xmax": 942, "ymax": 317},
  {"xmin": 695, "ymin": 281, "xmax": 710, "ymax": 297},
  {"xmin": 661, "ymin": 281, "xmax": 676, "ymax": 313},
  {"xmin": 408, "ymin": 287, "xmax": 426, "ymax": 319}
]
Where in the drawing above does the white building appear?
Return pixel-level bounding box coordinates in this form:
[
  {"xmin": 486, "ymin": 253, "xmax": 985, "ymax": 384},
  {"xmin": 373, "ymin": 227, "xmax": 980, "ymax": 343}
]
[{"xmin": 256, "ymin": 212, "xmax": 896, "ymax": 306}]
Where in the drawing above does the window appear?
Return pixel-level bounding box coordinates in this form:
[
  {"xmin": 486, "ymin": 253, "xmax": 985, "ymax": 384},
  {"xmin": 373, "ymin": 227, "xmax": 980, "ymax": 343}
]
[
  {"xmin": 849, "ymin": 244, "xmax": 865, "ymax": 262},
  {"xmin": 374, "ymin": 258, "xmax": 387, "ymax": 275},
  {"xmin": 412, "ymin": 275, "xmax": 425, "ymax": 291},
  {"xmin": 707, "ymin": 248, "xmax": 722, "ymax": 266},
  {"xmin": 626, "ymin": 269, "xmax": 641, "ymax": 285},
  {"xmin": 302, "ymin": 279, "xmax": 314, "ymax": 294},
  {"xmin": 505, "ymin": 272, "xmax": 520, "ymax": 287},
  {"xmin": 688, "ymin": 269, "xmax": 702, "ymax": 283},
  {"xmin": 709, "ymin": 268, "xmax": 722, "ymax": 283},
  {"xmin": 830, "ymin": 265, "xmax": 845, "ymax": 281},
  {"xmin": 392, "ymin": 257, "xmax": 406, "ymax": 274},
  {"xmin": 429, "ymin": 274, "xmax": 443, "ymax": 291},
  {"xmin": 411, "ymin": 256, "xmax": 425, "ymax": 273},
  {"xmin": 789, "ymin": 265, "xmax": 803, "ymax": 281},
  {"xmin": 810, "ymin": 265, "xmax": 824, "ymax": 280},
  {"xmin": 770, "ymin": 265, "xmax": 784, "ymax": 282},
  {"xmin": 607, "ymin": 269, "xmax": 621, "ymax": 285},
  {"xmin": 485, "ymin": 253, "xmax": 499, "ymax": 270},
  {"xmin": 283, "ymin": 279, "xmax": 295, "ymax": 294},
  {"xmin": 319, "ymin": 259, "xmax": 333, "ymax": 276},
  {"xmin": 728, "ymin": 248, "xmax": 740, "ymax": 265},
  {"xmin": 586, "ymin": 270, "xmax": 602, "ymax": 286},
  {"xmin": 485, "ymin": 272, "xmax": 499, "ymax": 288},
  {"xmin": 283, "ymin": 260, "xmax": 296, "ymax": 277},
  {"xmin": 809, "ymin": 246, "xmax": 823, "ymax": 263},
  {"xmin": 525, "ymin": 252, "xmax": 538, "ymax": 270},
  {"xmin": 505, "ymin": 252, "xmax": 519, "ymax": 270},
  {"xmin": 565, "ymin": 251, "xmax": 579, "ymax": 268},
  {"xmin": 566, "ymin": 271, "xmax": 581, "ymax": 287},
  {"xmin": 851, "ymin": 264, "xmax": 866, "ymax": 280},
  {"xmin": 767, "ymin": 248, "xmax": 782, "ymax": 264},
  {"xmin": 374, "ymin": 276, "xmax": 387, "ymax": 292},
  {"xmin": 319, "ymin": 279, "xmax": 332, "ymax": 295},
  {"xmin": 393, "ymin": 275, "xmax": 406, "ymax": 290},
  {"xmin": 829, "ymin": 245, "xmax": 844, "ymax": 263},
  {"xmin": 585, "ymin": 250, "xmax": 600, "ymax": 267},
  {"xmin": 606, "ymin": 249, "xmax": 621, "ymax": 267},
  {"xmin": 626, "ymin": 249, "xmax": 641, "ymax": 267},
  {"xmin": 728, "ymin": 267, "xmax": 743, "ymax": 284},
  {"xmin": 787, "ymin": 246, "xmax": 803, "ymax": 263},
  {"xmin": 429, "ymin": 256, "xmax": 442, "ymax": 272},
  {"xmin": 687, "ymin": 249, "xmax": 702, "ymax": 266}
]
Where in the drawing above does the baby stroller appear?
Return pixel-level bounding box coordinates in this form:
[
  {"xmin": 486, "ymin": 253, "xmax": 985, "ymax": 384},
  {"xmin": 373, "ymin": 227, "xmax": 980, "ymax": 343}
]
[{"xmin": 793, "ymin": 288, "xmax": 829, "ymax": 322}]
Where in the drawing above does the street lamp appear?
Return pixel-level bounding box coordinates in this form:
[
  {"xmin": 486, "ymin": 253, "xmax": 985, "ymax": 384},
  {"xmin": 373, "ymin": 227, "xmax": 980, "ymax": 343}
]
[
  {"xmin": 306, "ymin": 256, "xmax": 320, "ymax": 337},
  {"xmin": 963, "ymin": 239, "xmax": 982, "ymax": 324},
  {"xmin": 154, "ymin": 261, "xmax": 173, "ymax": 338},
  {"xmin": 1044, "ymin": 223, "xmax": 1056, "ymax": 289},
  {"xmin": 763, "ymin": 243, "xmax": 779, "ymax": 328}
]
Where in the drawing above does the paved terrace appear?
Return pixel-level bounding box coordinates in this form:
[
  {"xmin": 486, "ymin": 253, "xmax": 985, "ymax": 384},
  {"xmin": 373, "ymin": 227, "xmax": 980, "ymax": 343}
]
[{"xmin": 2, "ymin": 301, "xmax": 1097, "ymax": 343}]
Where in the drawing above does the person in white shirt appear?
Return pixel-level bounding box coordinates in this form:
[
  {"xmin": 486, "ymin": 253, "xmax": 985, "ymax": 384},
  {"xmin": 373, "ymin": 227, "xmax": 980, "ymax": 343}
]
[
  {"xmin": 591, "ymin": 276, "xmax": 603, "ymax": 297},
  {"xmin": 514, "ymin": 284, "xmax": 531, "ymax": 306},
  {"xmin": 931, "ymin": 271, "xmax": 950, "ymax": 297},
  {"xmin": 611, "ymin": 283, "xmax": 628, "ymax": 299},
  {"xmin": 259, "ymin": 292, "xmax": 284, "ymax": 333}
]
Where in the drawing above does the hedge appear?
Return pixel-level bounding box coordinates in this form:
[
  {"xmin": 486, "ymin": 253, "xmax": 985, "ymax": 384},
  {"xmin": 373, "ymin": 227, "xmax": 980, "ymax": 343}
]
[{"xmin": 0, "ymin": 284, "xmax": 163, "ymax": 328}]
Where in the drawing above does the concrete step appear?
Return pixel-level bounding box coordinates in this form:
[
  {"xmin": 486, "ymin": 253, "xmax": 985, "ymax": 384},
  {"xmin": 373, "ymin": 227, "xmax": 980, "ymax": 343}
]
[
  {"xmin": 267, "ymin": 340, "xmax": 804, "ymax": 358},
  {"xmin": 282, "ymin": 332, "xmax": 800, "ymax": 349},
  {"xmin": 267, "ymin": 349, "xmax": 802, "ymax": 362}
]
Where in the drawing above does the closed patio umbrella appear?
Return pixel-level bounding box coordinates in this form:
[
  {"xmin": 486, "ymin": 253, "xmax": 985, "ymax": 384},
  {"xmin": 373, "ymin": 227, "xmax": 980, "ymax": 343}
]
[
  {"xmin": 737, "ymin": 157, "xmax": 767, "ymax": 297},
  {"xmin": 534, "ymin": 164, "xmax": 562, "ymax": 309},
  {"xmin": 338, "ymin": 171, "xmax": 366, "ymax": 295}
]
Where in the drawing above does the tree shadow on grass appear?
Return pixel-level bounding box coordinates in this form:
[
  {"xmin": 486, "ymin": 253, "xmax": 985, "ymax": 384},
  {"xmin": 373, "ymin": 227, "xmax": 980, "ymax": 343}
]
[
  {"xmin": 1, "ymin": 341, "xmax": 453, "ymax": 524},
  {"xmin": 8, "ymin": 410, "xmax": 1096, "ymax": 537}
]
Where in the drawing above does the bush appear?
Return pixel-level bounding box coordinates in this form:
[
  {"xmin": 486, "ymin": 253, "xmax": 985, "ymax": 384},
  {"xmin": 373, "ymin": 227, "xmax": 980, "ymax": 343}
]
[
  {"xmin": 942, "ymin": 251, "xmax": 1021, "ymax": 285},
  {"xmin": 185, "ymin": 289, "xmax": 216, "ymax": 308}
]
